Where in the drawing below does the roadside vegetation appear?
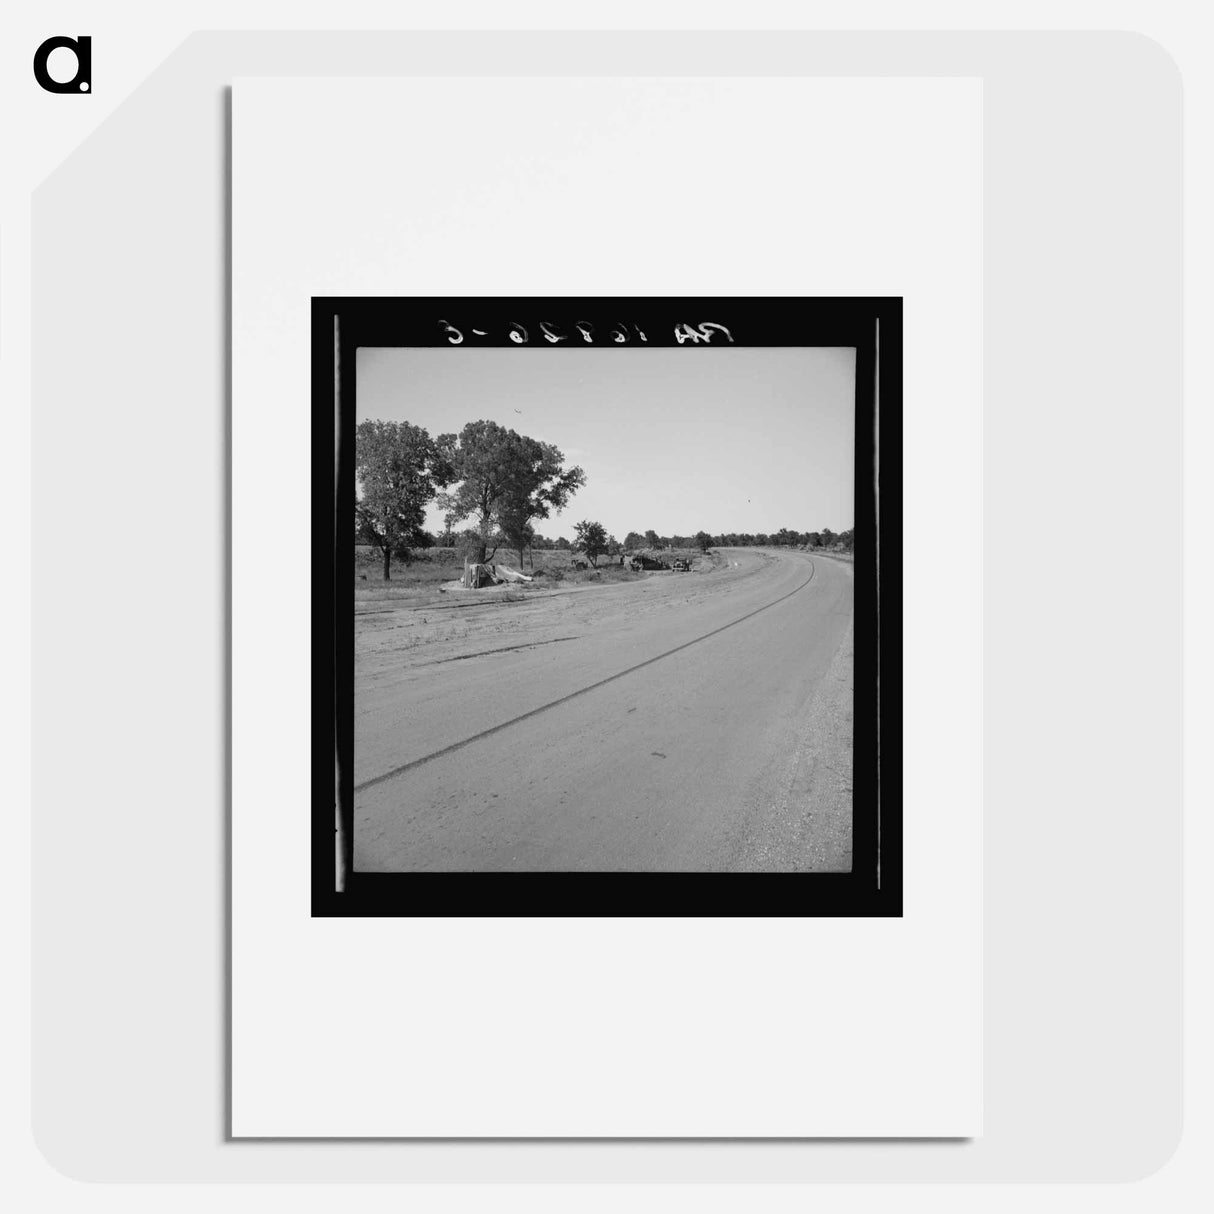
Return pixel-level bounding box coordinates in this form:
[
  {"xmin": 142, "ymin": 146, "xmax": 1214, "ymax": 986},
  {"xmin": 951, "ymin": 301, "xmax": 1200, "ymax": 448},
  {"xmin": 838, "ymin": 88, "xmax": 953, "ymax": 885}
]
[
  {"xmin": 354, "ymin": 543, "xmax": 721, "ymax": 607},
  {"xmin": 354, "ymin": 414, "xmax": 854, "ymax": 596}
]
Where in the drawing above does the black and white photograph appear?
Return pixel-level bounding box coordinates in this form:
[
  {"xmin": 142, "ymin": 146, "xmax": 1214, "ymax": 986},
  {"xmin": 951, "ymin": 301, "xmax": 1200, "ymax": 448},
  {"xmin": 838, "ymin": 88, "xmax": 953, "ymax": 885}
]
[{"xmin": 315, "ymin": 297, "xmax": 900, "ymax": 915}]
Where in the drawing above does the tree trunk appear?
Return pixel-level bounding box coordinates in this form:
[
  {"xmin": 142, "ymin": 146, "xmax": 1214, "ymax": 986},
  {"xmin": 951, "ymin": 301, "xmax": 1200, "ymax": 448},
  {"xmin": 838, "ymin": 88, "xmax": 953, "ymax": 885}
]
[
  {"xmin": 476, "ymin": 507, "xmax": 492, "ymax": 567},
  {"xmin": 517, "ymin": 547, "xmax": 526, "ymax": 571},
  {"xmin": 382, "ymin": 547, "xmax": 391, "ymax": 580}
]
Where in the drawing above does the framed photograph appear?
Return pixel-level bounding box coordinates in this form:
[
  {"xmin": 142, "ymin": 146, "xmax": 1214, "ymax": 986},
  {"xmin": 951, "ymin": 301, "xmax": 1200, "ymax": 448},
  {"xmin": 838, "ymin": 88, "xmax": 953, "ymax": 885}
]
[{"xmin": 315, "ymin": 296, "xmax": 901, "ymax": 916}]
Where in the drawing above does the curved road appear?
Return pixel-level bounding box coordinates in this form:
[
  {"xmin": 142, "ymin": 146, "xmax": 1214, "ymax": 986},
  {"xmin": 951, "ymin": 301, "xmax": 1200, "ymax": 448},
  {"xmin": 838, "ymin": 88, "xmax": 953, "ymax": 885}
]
[{"xmin": 354, "ymin": 548, "xmax": 854, "ymax": 871}]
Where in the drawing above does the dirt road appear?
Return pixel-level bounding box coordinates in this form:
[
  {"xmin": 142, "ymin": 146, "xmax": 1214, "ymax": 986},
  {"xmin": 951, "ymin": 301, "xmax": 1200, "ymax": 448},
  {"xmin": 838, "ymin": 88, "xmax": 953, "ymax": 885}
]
[{"xmin": 353, "ymin": 548, "xmax": 853, "ymax": 871}]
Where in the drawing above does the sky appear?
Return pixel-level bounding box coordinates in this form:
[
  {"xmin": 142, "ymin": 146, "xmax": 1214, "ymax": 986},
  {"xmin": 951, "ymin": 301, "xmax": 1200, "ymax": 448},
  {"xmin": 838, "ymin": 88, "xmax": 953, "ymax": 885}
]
[{"xmin": 356, "ymin": 346, "xmax": 855, "ymax": 543}]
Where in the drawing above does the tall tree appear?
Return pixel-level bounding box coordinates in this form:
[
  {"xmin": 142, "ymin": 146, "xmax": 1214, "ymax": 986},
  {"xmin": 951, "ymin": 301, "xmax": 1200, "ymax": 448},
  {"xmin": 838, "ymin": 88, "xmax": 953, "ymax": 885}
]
[
  {"xmin": 643, "ymin": 529, "xmax": 660, "ymax": 549},
  {"xmin": 694, "ymin": 530, "xmax": 713, "ymax": 553},
  {"xmin": 438, "ymin": 420, "xmax": 585, "ymax": 566},
  {"xmin": 573, "ymin": 520, "xmax": 609, "ymax": 567},
  {"xmin": 623, "ymin": 531, "xmax": 644, "ymax": 551},
  {"xmin": 355, "ymin": 419, "xmax": 450, "ymax": 580}
]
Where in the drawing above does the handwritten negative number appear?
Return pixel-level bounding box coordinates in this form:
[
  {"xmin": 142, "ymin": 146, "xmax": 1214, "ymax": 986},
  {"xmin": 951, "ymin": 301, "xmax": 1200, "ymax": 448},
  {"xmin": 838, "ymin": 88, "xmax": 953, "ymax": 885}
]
[
  {"xmin": 674, "ymin": 322, "xmax": 734, "ymax": 345},
  {"xmin": 435, "ymin": 320, "xmax": 726, "ymax": 345}
]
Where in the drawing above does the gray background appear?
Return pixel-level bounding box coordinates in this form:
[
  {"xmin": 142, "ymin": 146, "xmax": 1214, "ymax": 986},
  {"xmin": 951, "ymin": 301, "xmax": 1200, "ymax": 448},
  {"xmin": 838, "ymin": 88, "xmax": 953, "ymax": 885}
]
[{"xmin": 31, "ymin": 31, "xmax": 1181, "ymax": 1180}]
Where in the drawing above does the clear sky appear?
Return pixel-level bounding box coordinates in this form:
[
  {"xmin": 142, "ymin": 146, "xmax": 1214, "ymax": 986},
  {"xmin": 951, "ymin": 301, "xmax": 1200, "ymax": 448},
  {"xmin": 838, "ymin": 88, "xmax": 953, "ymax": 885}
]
[{"xmin": 356, "ymin": 346, "xmax": 855, "ymax": 543}]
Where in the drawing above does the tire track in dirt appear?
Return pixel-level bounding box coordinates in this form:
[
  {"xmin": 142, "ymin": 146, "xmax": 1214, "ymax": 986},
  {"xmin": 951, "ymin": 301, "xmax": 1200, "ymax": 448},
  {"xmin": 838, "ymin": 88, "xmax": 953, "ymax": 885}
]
[{"xmin": 415, "ymin": 635, "xmax": 580, "ymax": 666}]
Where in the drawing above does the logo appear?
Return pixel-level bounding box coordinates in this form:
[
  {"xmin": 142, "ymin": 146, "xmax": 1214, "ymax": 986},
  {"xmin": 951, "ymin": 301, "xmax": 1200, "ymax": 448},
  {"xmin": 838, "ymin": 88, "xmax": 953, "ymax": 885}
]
[{"xmin": 33, "ymin": 36, "xmax": 91, "ymax": 93}]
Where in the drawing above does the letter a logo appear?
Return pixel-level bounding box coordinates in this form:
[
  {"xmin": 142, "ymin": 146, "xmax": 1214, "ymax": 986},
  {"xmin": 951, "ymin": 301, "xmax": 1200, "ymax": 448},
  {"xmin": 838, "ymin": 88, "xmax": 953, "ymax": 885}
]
[{"xmin": 33, "ymin": 36, "xmax": 92, "ymax": 94}]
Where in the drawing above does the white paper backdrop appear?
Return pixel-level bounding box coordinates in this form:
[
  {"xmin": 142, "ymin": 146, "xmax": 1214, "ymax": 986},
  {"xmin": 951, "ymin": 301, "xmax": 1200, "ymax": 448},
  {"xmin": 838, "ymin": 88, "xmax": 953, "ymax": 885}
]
[{"xmin": 232, "ymin": 76, "xmax": 982, "ymax": 1137}]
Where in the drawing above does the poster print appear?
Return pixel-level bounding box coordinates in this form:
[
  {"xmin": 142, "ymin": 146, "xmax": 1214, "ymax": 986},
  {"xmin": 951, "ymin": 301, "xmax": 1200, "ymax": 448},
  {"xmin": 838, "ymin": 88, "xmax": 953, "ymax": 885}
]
[{"xmin": 314, "ymin": 297, "xmax": 901, "ymax": 916}]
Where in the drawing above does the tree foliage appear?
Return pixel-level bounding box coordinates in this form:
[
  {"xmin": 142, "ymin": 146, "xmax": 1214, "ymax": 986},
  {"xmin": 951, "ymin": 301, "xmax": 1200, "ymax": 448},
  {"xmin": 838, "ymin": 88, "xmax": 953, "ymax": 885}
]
[
  {"xmin": 355, "ymin": 419, "xmax": 450, "ymax": 580},
  {"xmin": 437, "ymin": 420, "xmax": 586, "ymax": 566},
  {"xmin": 573, "ymin": 520, "xmax": 609, "ymax": 567},
  {"xmin": 694, "ymin": 530, "xmax": 713, "ymax": 553}
]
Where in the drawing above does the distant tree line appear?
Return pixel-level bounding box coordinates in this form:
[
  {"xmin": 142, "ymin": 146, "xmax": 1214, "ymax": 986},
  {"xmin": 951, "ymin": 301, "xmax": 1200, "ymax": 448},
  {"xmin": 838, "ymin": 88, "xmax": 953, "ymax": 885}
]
[
  {"xmin": 386, "ymin": 523, "xmax": 857, "ymax": 564},
  {"xmin": 615, "ymin": 527, "xmax": 855, "ymax": 552},
  {"xmin": 405, "ymin": 526, "xmax": 856, "ymax": 555}
]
